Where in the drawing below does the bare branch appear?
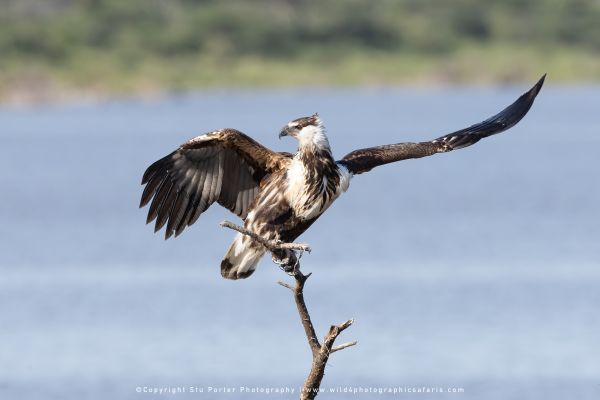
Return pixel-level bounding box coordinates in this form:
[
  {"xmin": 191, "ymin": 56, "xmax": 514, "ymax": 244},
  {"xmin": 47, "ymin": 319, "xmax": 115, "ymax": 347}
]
[
  {"xmin": 220, "ymin": 220, "xmax": 311, "ymax": 252},
  {"xmin": 331, "ymin": 341, "xmax": 358, "ymax": 353},
  {"xmin": 283, "ymin": 270, "xmax": 357, "ymax": 400},
  {"xmin": 277, "ymin": 281, "xmax": 294, "ymax": 291},
  {"xmin": 288, "ymin": 270, "xmax": 321, "ymax": 356},
  {"xmin": 337, "ymin": 318, "xmax": 355, "ymax": 333}
]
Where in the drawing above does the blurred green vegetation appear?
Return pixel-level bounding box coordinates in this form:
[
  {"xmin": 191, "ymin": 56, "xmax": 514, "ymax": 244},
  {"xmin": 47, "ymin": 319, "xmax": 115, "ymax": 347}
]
[{"xmin": 0, "ymin": 0, "xmax": 599, "ymax": 100}]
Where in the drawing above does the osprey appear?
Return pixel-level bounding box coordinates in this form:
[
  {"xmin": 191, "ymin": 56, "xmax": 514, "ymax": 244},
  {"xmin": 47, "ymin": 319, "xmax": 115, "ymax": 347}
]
[{"xmin": 140, "ymin": 75, "xmax": 545, "ymax": 279}]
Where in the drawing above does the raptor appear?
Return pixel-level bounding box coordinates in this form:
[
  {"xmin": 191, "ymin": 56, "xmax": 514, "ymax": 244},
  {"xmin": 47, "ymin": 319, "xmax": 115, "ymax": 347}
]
[{"xmin": 140, "ymin": 75, "xmax": 545, "ymax": 279}]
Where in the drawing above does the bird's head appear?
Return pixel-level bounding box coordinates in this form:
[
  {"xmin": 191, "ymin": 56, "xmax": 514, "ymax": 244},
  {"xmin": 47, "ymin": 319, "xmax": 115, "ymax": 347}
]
[{"xmin": 279, "ymin": 113, "xmax": 330, "ymax": 150}]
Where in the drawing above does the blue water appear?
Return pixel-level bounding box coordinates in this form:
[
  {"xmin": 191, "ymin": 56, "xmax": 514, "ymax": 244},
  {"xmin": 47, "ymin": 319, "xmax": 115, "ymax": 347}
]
[{"xmin": 1, "ymin": 85, "xmax": 599, "ymax": 399}]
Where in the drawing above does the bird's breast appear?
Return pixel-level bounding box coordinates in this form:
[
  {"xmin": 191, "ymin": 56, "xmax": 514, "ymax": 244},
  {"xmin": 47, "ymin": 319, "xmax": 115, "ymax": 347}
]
[{"xmin": 284, "ymin": 158, "xmax": 347, "ymax": 220}]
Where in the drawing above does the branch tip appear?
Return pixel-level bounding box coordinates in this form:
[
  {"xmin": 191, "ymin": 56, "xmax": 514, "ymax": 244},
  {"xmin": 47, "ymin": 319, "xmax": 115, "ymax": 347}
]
[
  {"xmin": 338, "ymin": 318, "xmax": 354, "ymax": 332},
  {"xmin": 277, "ymin": 281, "xmax": 294, "ymax": 291},
  {"xmin": 331, "ymin": 341, "xmax": 358, "ymax": 353}
]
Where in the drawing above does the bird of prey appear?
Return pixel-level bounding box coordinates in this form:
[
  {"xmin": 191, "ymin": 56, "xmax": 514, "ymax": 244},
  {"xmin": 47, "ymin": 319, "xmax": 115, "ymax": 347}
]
[{"xmin": 140, "ymin": 75, "xmax": 545, "ymax": 279}]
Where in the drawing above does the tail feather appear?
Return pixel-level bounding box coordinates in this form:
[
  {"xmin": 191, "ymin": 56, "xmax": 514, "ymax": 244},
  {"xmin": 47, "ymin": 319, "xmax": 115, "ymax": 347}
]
[{"xmin": 220, "ymin": 233, "xmax": 265, "ymax": 280}]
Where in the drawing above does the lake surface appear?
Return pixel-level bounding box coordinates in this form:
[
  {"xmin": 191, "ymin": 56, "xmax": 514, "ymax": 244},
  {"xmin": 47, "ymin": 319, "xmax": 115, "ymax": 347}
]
[{"xmin": 1, "ymin": 85, "xmax": 599, "ymax": 399}]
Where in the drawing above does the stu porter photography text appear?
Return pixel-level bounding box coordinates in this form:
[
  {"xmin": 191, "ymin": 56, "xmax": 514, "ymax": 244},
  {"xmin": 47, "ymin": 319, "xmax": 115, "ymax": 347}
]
[{"xmin": 135, "ymin": 385, "xmax": 465, "ymax": 395}]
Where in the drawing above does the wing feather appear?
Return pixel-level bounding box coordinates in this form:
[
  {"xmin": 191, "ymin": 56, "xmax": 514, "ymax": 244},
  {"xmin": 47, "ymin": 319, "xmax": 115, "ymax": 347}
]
[
  {"xmin": 339, "ymin": 75, "xmax": 545, "ymax": 175},
  {"xmin": 140, "ymin": 128, "xmax": 290, "ymax": 239},
  {"xmin": 174, "ymin": 197, "xmax": 193, "ymax": 238},
  {"xmin": 140, "ymin": 168, "xmax": 165, "ymax": 208},
  {"xmin": 206, "ymin": 155, "xmax": 220, "ymax": 206},
  {"xmin": 154, "ymin": 184, "xmax": 177, "ymax": 232},
  {"xmin": 146, "ymin": 178, "xmax": 172, "ymax": 224},
  {"xmin": 165, "ymin": 191, "xmax": 189, "ymax": 239}
]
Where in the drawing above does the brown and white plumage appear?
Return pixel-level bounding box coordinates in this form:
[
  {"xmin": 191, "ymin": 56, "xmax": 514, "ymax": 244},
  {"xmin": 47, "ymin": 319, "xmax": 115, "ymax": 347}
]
[
  {"xmin": 140, "ymin": 75, "xmax": 545, "ymax": 279},
  {"xmin": 140, "ymin": 129, "xmax": 289, "ymax": 239}
]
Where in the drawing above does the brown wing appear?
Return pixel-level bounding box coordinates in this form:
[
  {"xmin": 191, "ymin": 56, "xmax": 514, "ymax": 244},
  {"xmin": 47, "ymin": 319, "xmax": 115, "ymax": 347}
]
[
  {"xmin": 140, "ymin": 128, "xmax": 290, "ymax": 239},
  {"xmin": 339, "ymin": 74, "xmax": 545, "ymax": 175}
]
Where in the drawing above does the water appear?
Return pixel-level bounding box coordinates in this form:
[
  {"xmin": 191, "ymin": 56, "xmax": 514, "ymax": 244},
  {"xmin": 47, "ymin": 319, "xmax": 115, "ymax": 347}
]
[{"xmin": 0, "ymin": 85, "xmax": 599, "ymax": 399}]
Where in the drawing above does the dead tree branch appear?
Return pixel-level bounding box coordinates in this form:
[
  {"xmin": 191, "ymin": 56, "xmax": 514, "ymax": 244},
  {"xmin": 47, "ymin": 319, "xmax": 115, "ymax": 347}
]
[
  {"xmin": 277, "ymin": 271, "xmax": 321, "ymax": 356},
  {"xmin": 220, "ymin": 220, "xmax": 311, "ymax": 253},
  {"xmin": 278, "ymin": 270, "xmax": 357, "ymax": 400},
  {"xmin": 221, "ymin": 220, "xmax": 357, "ymax": 400}
]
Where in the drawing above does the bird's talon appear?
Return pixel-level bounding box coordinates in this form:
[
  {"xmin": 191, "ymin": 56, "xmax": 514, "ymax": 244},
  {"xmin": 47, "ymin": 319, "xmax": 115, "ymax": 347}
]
[{"xmin": 278, "ymin": 264, "xmax": 296, "ymax": 276}]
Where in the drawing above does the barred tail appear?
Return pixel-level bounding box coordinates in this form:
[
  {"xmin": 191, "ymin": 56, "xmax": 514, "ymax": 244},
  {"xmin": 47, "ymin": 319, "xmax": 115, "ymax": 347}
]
[{"xmin": 220, "ymin": 233, "xmax": 265, "ymax": 280}]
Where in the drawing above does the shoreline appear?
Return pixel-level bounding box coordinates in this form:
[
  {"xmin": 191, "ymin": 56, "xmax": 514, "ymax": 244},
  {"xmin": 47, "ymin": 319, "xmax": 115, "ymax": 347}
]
[
  {"xmin": 2, "ymin": 45, "xmax": 599, "ymax": 107},
  {"xmin": 3, "ymin": 78, "xmax": 600, "ymax": 108}
]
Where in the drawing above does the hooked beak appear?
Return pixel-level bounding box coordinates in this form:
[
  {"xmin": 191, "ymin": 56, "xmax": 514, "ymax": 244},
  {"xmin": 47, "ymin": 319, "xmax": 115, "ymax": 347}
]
[{"xmin": 279, "ymin": 127, "xmax": 290, "ymax": 139}]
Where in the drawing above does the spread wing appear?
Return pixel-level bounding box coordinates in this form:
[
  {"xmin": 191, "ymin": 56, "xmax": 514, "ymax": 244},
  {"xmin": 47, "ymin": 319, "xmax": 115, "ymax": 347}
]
[
  {"xmin": 339, "ymin": 74, "xmax": 545, "ymax": 175},
  {"xmin": 140, "ymin": 129, "xmax": 290, "ymax": 239}
]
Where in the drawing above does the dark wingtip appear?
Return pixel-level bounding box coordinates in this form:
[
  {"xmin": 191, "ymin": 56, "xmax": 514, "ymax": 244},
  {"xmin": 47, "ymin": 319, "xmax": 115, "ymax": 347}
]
[
  {"xmin": 174, "ymin": 227, "xmax": 185, "ymax": 238},
  {"xmin": 141, "ymin": 169, "xmax": 152, "ymax": 185},
  {"xmin": 530, "ymin": 73, "xmax": 546, "ymax": 97},
  {"xmin": 504, "ymin": 73, "xmax": 546, "ymax": 127}
]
